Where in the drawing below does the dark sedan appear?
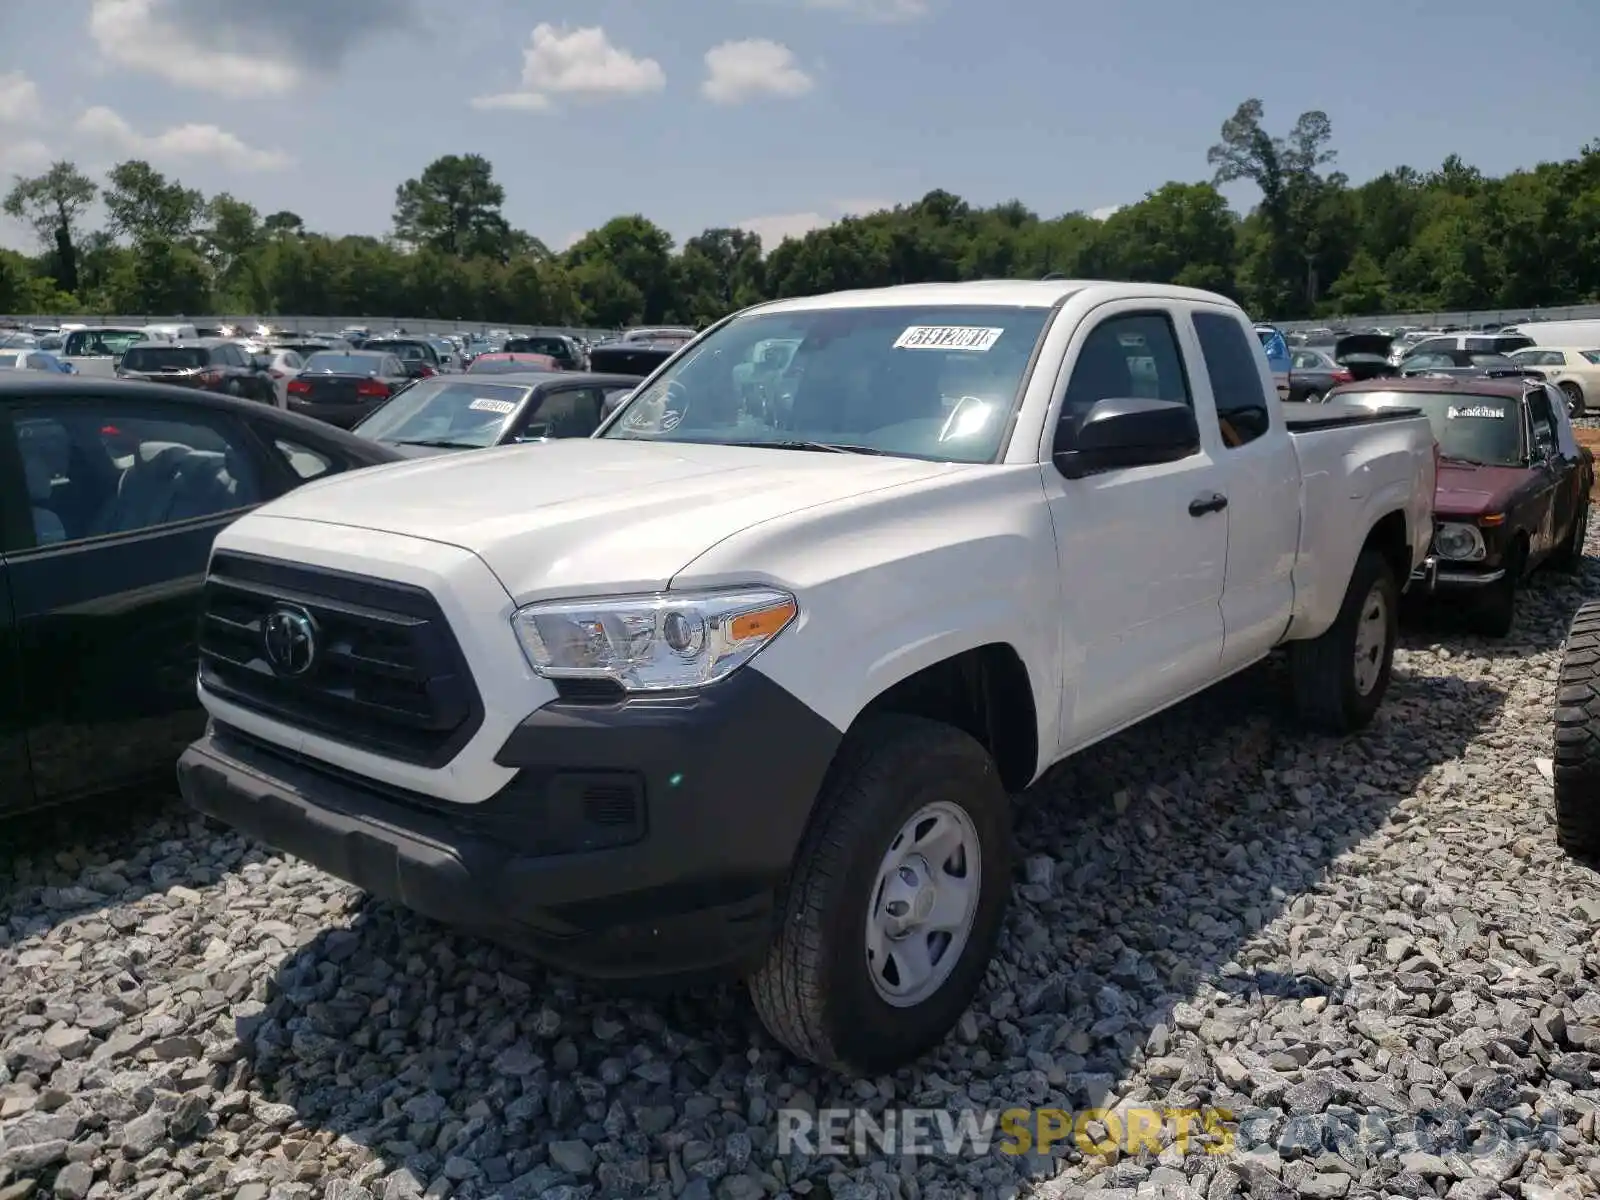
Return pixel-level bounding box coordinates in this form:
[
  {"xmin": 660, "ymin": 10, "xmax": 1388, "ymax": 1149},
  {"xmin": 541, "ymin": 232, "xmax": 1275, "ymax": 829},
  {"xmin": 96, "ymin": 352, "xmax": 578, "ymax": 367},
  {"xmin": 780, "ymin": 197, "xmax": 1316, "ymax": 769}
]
[
  {"xmin": 1331, "ymin": 376, "xmax": 1592, "ymax": 636},
  {"xmin": 1291, "ymin": 335, "xmax": 1400, "ymax": 401},
  {"xmin": 116, "ymin": 339, "xmax": 276, "ymax": 404},
  {"xmin": 361, "ymin": 338, "xmax": 445, "ymax": 377},
  {"xmin": 1400, "ymin": 348, "xmax": 1544, "ymax": 381},
  {"xmin": 587, "ymin": 340, "xmax": 683, "ymax": 377},
  {"xmin": 352, "ymin": 371, "xmax": 643, "ymax": 455},
  {"xmin": 286, "ymin": 350, "xmax": 413, "ymax": 428},
  {"xmin": 0, "ymin": 374, "xmax": 403, "ymax": 814}
]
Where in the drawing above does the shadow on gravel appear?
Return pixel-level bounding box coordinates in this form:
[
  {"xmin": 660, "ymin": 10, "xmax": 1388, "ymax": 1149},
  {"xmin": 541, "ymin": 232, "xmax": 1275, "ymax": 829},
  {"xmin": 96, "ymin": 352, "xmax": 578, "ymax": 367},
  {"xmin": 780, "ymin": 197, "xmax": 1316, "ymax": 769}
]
[
  {"xmin": 0, "ymin": 785, "xmax": 196, "ymax": 935},
  {"xmin": 235, "ymin": 653, "xmax": 1507, "ymax": 1198},
  {"xmin": 1399, "ymin": 559, "xmax": 1599, "ymax": 654}
]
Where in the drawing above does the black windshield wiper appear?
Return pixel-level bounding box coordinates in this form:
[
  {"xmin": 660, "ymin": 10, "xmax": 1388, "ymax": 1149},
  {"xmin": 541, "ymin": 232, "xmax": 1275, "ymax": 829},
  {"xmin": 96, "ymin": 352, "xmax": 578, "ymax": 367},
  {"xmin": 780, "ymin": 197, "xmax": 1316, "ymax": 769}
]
[
  {"xmin": 724, "ymin": 439, "xmax": 891, "ymax": 456},
  {"xmin": 389, "ymin": 437, "xmax": 480, "ymax": 449},
  {"xmin": 1438, "ymin": 454, "xmax": 1486, "ymax": 467}
]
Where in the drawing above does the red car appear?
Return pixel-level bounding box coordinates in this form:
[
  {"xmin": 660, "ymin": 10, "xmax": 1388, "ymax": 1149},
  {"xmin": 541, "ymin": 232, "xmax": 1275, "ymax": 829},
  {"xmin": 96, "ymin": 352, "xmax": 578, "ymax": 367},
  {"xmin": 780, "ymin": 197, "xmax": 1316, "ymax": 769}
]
[
  {"xmin": 1330, "ymin": 375, "xmax": 1593, "ymax": 635},
  {"xmin": 466, "ymin": 352, "xmax": 558, "ymax": 375}
]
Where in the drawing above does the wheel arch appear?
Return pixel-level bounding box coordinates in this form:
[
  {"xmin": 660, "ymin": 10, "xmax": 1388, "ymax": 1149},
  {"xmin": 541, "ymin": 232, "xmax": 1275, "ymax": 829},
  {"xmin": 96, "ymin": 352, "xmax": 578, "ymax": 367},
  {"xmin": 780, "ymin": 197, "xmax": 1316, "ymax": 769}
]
[{"xmin": 843, "ymin": 643, "xmax": 1041, "ymax": 795}]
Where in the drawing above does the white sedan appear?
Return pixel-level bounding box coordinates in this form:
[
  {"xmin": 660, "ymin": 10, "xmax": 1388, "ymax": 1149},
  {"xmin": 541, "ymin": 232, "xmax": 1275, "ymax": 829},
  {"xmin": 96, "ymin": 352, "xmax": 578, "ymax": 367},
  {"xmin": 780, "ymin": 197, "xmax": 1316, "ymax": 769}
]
[
  {"xmin": 255, "ymin": 348, "xmax": 307, "ymax": 407},
  {"xmin": 1509, "ymin": 347, "xmax": 1600, "ymax": 417}
]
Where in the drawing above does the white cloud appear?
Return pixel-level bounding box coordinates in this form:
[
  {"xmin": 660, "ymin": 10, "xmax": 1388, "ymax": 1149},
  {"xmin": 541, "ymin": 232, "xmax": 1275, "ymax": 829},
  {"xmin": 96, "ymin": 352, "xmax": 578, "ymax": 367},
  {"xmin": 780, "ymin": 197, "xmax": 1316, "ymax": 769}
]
[
  {"xmin": 0, "ymin": 139, "xmax": 50, "ymax": 173},
  {"xmin": 1090, "ymin": 205, "xmax": 1123, "ymax": 220},
  {"xmin": 737, "ymin": 198, "xmax": 891, "ymax": 248},
  {"xmin": 803, "ymin": 0, "xmax": 928, "ymax": 21},
  {"xmin": 702, "ymin": 39, "xmax": 813, "ymax": 105},
  {"xmin": 88, "ymin": 0, "xmax": 301, "ymax": 96},
  {"xmin": 75, "ymin": 106, "xmax": 291, "ymax": 171},
  {"xmin": 0, "ymin": 72, "xmax": 42, "ymax": 125},
  {"xmin": 472, "ymin": 24, "xmax": 665, "ymax": 111}
]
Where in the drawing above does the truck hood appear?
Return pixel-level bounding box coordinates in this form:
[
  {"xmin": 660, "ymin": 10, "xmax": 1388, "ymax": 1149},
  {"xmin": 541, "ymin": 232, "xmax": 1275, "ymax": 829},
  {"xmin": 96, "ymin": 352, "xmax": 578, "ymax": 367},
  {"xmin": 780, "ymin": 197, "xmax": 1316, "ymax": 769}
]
[
  {"xmin": 252, "ymin": 438, "xmax": 958, "ymax": 600},
  {"xmin": 1434, "ymin": 461, "xmax": 1532, "ymax": 517}
]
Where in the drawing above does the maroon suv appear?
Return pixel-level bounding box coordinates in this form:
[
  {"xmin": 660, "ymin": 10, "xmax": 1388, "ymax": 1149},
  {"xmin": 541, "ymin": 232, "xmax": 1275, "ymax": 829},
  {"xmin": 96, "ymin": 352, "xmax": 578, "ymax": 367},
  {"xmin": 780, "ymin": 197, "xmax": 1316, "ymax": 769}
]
[{"xmin": 1330, "ymin": 375, "xmax": 1593, "ymax": 635}]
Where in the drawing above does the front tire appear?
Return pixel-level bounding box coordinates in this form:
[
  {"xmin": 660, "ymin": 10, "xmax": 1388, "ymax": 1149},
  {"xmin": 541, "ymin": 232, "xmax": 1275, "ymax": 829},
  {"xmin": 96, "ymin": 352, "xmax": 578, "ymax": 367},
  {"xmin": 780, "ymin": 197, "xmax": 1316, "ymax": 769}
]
[
  {"xmin": 748, "ymin": 714, "xmax": 1012, "ymax": 1073},
  {"xmin": 1554, "ymin": 602, "xmax": 1600, "ymax": 857},
  {"xmin": 1472, "ymin": 543, "xmax": 1523, "ymax": 637},
  {"xmin": 1290, "ymin": 547, "xmax": 1399, "ymax": 734},
  {"xmin": 1553, "ymin": 500, "xmax": 1589, "ymax": 573}
]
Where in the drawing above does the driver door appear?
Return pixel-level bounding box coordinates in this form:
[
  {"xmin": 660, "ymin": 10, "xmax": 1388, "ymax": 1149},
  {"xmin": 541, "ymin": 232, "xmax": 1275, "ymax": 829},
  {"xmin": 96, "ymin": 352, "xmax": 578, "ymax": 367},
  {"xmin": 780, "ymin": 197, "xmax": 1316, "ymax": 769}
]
[{"xmin": 1042, "ymin": 307, "xmax": 1229, "ymax": 748}]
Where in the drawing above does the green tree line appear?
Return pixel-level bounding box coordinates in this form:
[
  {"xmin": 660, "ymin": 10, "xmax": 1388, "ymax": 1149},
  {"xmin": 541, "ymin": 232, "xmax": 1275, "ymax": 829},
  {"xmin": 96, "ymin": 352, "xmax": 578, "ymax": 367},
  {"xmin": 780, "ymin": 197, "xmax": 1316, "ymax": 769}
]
[{"xmin": 3, "ymin": 99, "xmax": 1598, "ymax": 326}]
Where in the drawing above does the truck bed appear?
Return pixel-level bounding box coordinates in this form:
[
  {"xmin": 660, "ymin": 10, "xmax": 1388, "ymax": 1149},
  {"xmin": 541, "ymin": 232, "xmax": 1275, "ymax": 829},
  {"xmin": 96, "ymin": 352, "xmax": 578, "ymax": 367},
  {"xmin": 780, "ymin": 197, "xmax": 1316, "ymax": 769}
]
[{"xmin": 1282, "ymin": 399, "xmax": 1423, "ymax": 432}]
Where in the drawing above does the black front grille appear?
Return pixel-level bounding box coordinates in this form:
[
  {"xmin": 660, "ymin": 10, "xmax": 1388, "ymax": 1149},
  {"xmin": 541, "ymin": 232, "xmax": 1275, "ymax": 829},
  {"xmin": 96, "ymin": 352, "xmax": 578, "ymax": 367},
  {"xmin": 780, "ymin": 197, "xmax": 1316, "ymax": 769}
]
[{"xmin": 198, "ymin": 551, "xmax": 484, "ymax": 767}]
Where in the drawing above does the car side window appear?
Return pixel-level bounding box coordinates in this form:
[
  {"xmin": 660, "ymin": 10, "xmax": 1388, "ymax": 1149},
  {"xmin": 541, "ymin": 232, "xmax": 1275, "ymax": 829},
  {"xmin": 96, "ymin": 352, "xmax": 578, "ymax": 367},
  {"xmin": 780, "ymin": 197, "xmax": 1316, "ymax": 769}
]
[
  {"xmin": 1411, "ymin": 338, "xmax": 1452, "ymax": 357},
  {"xmin": 521, "ymin": 388, "xmax": 604, "ymax": 439},
  {"xmin": 271, "ymin": 437, "xmax": 338, "ymax": 481},
  {"xmin": 11, "ymin": 403, "xmax": 262, "ymax": 550},
  {"xmin": 1060, "ymin": 313, "xmax": 1191, "ymax": 433},
  {"xmin": 1291, "ymin": 351, "xmax": 1321, "ymax": 370},
  {"xmin": 284, "ymin": 352, "xmax": 303, "ymax": 370},
  {"xmin": 1193, "ymin": 311, "xmax": 1273, "ymax": 447},
  {"xmin": 1527, "ymin": 388, "xmax": 1559, "ymax": 458}
]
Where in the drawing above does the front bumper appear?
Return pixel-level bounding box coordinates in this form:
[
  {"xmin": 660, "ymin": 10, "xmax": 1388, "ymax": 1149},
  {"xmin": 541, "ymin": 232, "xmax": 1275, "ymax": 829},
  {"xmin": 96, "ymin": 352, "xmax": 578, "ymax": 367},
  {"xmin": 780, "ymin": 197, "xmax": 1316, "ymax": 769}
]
[
  {"xmin": 1409, "ymin": 555, "xmax": 1505, "ymax": 593},
  {"xmin": 177, "ymin": 668, "xmax": 841, "ymax": 980}
]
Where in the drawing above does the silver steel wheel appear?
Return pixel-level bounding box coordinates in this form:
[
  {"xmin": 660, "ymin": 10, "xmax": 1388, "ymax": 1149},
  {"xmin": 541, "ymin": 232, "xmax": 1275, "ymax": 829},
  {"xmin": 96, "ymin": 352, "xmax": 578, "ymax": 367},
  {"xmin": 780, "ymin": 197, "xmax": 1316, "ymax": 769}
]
[
  {"xmin": 864, "ymin": 800, "xmax": 981, "ymax": 1008},
  {"xmin": 1352, "ymin": 583, "xmax": 1388, "ymax": 696}
]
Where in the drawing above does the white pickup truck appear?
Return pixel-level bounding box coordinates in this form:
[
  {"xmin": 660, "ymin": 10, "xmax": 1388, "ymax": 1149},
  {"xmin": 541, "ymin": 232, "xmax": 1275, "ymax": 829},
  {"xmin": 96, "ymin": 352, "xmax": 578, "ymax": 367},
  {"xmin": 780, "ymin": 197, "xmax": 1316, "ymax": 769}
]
[{"xmin": 177, "ymin": 280, "xmax": 1437, "ymax": 1074}]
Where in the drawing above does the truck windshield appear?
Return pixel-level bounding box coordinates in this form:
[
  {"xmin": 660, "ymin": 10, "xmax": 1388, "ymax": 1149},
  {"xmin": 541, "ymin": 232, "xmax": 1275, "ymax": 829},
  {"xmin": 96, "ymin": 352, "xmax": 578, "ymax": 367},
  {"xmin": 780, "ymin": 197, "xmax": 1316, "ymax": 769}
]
[
  {"xmin": 599, "ymin": 305, "xmax": 1052, "ymax": 462},
  {"xmin": 1357, "ymin": 391, "xmax": 1525, "ymax": 467}
]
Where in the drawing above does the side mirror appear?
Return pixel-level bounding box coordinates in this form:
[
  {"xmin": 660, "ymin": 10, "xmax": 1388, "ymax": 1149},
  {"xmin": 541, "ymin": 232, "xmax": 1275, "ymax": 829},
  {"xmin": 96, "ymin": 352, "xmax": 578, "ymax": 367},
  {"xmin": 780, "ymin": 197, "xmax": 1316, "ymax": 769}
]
[{"xmin": 1053, "ymin": 397, "xmax": 1199, "ymax": 480}]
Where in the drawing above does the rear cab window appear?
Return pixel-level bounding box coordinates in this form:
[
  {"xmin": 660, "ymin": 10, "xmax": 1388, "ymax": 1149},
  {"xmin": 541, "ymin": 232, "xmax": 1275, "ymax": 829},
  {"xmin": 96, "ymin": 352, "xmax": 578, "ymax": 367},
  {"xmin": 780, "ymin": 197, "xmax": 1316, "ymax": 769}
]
[{"xmin": 1193, "ymin": 311, "xmax": 1273, "ymax": 446}]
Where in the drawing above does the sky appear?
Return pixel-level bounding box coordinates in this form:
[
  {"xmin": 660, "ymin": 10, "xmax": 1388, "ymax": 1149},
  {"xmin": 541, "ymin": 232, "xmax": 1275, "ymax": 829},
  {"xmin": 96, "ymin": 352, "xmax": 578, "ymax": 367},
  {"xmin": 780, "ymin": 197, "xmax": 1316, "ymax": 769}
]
[{"xmin": 0, "ymin": 0, "xmax": 1597, "ymax": 256}]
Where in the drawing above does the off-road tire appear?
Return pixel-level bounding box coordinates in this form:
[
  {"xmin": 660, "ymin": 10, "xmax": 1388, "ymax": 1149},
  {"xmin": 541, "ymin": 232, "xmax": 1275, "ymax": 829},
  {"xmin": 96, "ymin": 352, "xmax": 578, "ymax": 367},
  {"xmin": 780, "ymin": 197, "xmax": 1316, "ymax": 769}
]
[
  {"xmin": 1552, "ymin": 501, "xmax": 1589, "ymax": 573},
  {"xmin": 1290, "ymin": 547, "xmax": 1399, "ymax": 734},
  {"xmin": 1553, "ymin": 601, "xmax": 1600, "ymax": 856},
  {"xmin": 748, "ymin": 713, "xmax": 1012, "ymax": 1074}
]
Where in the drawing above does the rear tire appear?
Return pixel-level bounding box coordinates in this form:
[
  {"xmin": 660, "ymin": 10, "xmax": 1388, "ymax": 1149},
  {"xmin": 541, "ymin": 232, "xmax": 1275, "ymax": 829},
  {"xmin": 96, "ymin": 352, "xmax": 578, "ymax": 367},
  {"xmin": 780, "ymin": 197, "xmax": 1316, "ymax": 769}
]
[
  {"xmin": 1290, "ymin": 547, "xmax": 1399, "ymax": 734},
  {"xmin": 1554, "ymin": 602, "xmax": 1600, "ymax": 857},
  {"xmin": 1560, "ymin": 381, "xmax": 1586, "ymax": 418},
  {"xmin": 748, "ymin": 714, "xmax": 1012, "ymax": 1073}
]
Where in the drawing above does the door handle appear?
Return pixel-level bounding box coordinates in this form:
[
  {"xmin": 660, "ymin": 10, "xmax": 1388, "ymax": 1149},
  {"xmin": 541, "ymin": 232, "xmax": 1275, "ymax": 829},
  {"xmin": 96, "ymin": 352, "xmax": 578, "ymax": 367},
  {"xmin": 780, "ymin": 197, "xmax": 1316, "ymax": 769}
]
[{"xmin": 1189, "ymin": 492, "xmax": 1228, "ymax": 517}]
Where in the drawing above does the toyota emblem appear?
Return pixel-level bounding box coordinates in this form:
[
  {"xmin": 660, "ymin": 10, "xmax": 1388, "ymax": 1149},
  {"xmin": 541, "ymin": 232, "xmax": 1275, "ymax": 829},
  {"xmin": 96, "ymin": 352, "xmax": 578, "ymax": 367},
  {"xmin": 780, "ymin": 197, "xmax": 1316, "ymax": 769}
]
[{"xmin": 262, "ymin": 606, "xmax": 318, "ymax": 677}]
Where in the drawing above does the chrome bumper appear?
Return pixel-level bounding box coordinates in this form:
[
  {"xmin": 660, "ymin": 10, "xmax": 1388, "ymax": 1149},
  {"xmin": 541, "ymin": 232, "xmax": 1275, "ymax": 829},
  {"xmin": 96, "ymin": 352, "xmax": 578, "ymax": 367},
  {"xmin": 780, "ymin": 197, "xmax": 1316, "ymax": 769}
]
[{"xmin": 1409, "ymin": 556, "xmax": 1505, "ymax": 592}]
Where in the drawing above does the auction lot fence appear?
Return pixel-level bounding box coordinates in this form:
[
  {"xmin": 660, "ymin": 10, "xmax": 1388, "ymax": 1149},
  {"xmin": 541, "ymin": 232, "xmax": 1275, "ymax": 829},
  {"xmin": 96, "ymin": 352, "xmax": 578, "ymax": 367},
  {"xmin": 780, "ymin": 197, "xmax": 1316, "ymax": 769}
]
[
  {"xmin": 0, "ymin": 314, "xmax": 620, "ymax": 340},
  {"xmin": 1270, "ymin": 301, "xmax": 1600, "ymax": 332}
]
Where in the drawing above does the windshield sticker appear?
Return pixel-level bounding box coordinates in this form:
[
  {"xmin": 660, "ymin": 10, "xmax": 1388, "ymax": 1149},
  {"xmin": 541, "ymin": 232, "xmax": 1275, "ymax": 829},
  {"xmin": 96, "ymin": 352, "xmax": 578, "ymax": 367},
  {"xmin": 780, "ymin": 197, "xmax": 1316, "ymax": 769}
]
[
  {"xmin": 1447, "ymin": 405, "xmax": 1505, "ymax": 419},
  {"xmin": 893, "ymin": 326, "xmax": 1004, "ymax": 352},
  {"xmin": 468, "ymin": 398, "xmax": 516, "ymax": 414},
  {"xmin": 659, "ymin": 410, "xmax": 683, "ymax": 432}
]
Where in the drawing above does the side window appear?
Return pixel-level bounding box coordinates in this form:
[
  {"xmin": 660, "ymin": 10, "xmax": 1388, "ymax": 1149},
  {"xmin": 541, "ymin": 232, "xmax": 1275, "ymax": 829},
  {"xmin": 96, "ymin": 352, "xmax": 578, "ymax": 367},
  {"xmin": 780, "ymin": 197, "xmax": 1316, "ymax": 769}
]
[
  {"xmin": 1406, "ymin": 354, "xmax": 1453, "ymax": 371},
  {"xmin": 1192, "ymin": 311, "xmax": 1273, "ymax": 447},
  {"xmin": 1411, "ymin": 338, "xmax": 1452, "ymax": 357},
  {"xmin": 271, "ymin": 437, "xmax": 338, "ymax": 481},
  {"xmin": 1464, "ymin": 337, "xmax": 1496, "ymax": 354},
  {"xmin": 284, "ymin": 352, "xmax": 303, "ymax": 370},
  {"xmin": 1527, "ymin": 388, "xmax": 1558, "ymax": 457},
  {"xmin": 11, "ymin": 403, "xmax": 262, "ymax": 549},
  {"xmin": 521, "ymin": 388, "xmax": 604, "ymax": 439},
  {"xmin": 1060, "ymin": 313, "xmax": 1191, "ymax": 429},
  {"xmin": 1291, "ymin": 350, "xmax": 1322, "ymax": 370}
]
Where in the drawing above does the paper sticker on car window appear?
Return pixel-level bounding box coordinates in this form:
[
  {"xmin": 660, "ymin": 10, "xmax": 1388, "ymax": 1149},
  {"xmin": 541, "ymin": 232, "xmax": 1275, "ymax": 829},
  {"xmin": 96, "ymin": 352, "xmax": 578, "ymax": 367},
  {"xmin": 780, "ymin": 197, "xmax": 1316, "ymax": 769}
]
[
  {"xmin": 1447, "ymin": 405, "xmax": 1504, "ymax": 419},
  {"xmin": 894, "ymin": 326, "xmax": 1003, "ymax": 352},
  {"xmin": 469, "ymin": 398, "xmax": 516, "ymax": 414}
]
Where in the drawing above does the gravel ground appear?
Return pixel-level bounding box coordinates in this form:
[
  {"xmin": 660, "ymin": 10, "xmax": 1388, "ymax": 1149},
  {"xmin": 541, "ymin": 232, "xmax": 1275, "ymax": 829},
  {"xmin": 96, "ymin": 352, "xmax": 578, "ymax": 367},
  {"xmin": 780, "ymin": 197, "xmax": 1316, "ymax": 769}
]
[{"xmin": 4, "ymin": 545, "xmax": 1600, "ymax": 1200}]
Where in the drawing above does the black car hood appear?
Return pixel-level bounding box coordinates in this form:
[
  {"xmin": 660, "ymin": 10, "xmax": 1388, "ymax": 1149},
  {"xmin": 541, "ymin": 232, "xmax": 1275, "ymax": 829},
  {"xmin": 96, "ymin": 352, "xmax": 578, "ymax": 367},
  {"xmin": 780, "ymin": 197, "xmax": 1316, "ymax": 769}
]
[{"xmin": 1334, "ymin": 334, "xmax": 1395, "ymax": 361}]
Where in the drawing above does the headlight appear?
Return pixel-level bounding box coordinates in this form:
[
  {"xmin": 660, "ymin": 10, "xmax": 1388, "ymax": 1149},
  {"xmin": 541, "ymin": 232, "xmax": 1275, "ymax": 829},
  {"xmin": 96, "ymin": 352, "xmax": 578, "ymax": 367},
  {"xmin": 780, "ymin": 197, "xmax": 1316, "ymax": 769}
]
[
  {"xmin": 511, "ymin": 587, "xmax": 797, "ymax": 691},
  {"xmin": 1434, "ymin": 522, "xmax": 1486, "ymax": 561}
]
